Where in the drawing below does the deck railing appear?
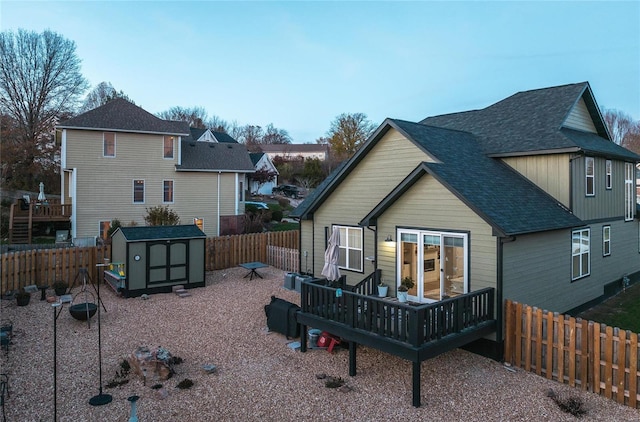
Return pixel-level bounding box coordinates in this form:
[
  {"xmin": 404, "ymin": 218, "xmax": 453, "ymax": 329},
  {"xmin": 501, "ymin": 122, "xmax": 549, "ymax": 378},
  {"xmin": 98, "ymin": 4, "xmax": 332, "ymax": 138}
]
[
  {"xmin": 301, "ymin": 278, "xmax": 495, "ymax": 348},
  {"xmin": 10, "ymin": 200, "xmax": 72, "ymax": 220}
]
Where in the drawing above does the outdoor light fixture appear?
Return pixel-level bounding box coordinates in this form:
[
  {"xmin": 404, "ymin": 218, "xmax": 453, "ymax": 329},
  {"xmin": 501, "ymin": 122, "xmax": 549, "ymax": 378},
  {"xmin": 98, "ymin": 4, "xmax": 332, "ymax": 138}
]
[
  {"xmin": 385, "ymin": 235, "xmax": 393, "ymax": 242},
  {"xmin": 52, "ymin": 300, "xmax": 64, "ymax": 421}
]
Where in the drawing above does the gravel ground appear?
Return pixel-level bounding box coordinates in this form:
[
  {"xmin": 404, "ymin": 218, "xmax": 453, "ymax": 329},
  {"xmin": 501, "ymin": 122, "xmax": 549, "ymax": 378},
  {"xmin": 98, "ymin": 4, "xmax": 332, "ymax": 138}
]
[{"xmin": 1, "ymin": 266, "xmax": 639, "ymax": 421}]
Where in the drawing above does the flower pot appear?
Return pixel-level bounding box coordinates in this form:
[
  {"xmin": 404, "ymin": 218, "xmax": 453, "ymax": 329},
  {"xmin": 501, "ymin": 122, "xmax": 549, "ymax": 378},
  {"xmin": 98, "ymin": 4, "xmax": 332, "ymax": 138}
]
[
  {"xmin": 397, "ymin": 290, "xmax": 408, "ymax": 303},
  {"xmin": 377, "ymin": 285, "xmax": 388, "ymax": 297},
  {"xmin": 16, "ymin": 294, "xmax": 30, "ymax": 306},
  {"xmin": 54, "ymin": 284, "xmax": 67, "ymax": 296}
]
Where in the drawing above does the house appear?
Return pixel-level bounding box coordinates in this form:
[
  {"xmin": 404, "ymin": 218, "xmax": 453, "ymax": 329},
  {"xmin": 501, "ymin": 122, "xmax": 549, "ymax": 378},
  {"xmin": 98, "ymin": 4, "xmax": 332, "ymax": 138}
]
[
  {"xmin": 249, "ymin": 152, "xmax": 279, "ymax": 195},
  {"xmin": 259, "ymin": 143, "xmax": 329, "ymax": 161},
  {"xmin": 57, "ymin": 99, "xmax": 255, "ymax": 242},
  {"xmin": 292, "ymin": 82, "xmax": 640, "ymax": 362}
]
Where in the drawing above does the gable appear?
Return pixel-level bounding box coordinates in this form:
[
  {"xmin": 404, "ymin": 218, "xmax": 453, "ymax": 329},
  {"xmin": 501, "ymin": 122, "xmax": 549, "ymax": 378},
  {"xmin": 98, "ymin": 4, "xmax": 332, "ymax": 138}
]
[{"xmin": 563, "ymin": 97, "xmax": 597, "ymax": 133}]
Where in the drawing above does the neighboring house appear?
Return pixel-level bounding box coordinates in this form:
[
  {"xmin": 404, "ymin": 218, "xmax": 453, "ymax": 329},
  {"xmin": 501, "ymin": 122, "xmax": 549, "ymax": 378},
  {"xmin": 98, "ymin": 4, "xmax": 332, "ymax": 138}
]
[
  {"xmin": 259, "ymin": 143, "xmax": 329, "ymax": 161},
  {"xmin": 58, "ymin": 99, "xmax": 255, "ymax": 242},
  {"xmin": 292, "ymin": 82, "xmax": 640, "ymax": 356},
  {"xmin": 249, "ymin": 152, "xmax": 279, "ymax": 195}
]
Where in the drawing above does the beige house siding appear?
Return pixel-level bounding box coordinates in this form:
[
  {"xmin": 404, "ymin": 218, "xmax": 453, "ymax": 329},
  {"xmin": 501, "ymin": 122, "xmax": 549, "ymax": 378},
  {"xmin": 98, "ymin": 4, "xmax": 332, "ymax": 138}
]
[
  {"xmin": 309, "ymin": 128, "xmax": 428, "ymax": 281},
  {"xmin": 501, "ymin": 153, "xmax": 571, "ymax": 207},
  {"xmin": 377, "ymin": 174, "xmax": 497, "ymax": 295},
  {"xmin": 64, "ymin": 129, "xmax": 237, "ymax": 238},
  {"xmin": 563, "ymin": 98, "xmax": 597, "ymax": 133}
]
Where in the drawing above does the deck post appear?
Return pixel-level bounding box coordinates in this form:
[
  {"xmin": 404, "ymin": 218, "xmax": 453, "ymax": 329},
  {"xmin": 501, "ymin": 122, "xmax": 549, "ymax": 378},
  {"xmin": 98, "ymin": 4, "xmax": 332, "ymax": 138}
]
[
  {"xmin": 349, "ymin": 342, "xmax": 357, "ymax": 376},
  {"xmin": 300, "ymin": 323, "xmax": 307, "ymax": 352},
  {"xmin": 412, "ymin": 360, "xmax": 421, "ymax": 407}
]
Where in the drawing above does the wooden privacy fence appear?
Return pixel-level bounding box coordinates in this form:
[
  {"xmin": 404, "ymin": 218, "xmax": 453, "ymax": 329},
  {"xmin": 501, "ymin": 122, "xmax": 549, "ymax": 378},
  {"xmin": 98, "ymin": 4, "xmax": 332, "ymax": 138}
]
[
  {"xmin": 1, "ymin": 230, "xmax": 300, "ymax": 292},
  {"xmin": 204, "ymin": 230, "xmax": 298, "ymax": 270},
  {"xmin": 1, "ymin": 246, "xmax": 111, "ymax": 294},
  {"xmin": 266, "ymin": 245, "xmax": 299, "ymax": 273},
  {"xmin": 504, "ymin": 300, "xmax": 640, "ymax": 409}
]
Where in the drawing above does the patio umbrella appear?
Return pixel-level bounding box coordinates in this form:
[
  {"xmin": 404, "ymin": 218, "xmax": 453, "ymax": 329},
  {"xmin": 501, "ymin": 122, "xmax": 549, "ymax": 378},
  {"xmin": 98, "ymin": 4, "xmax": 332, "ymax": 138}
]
[
  {"xmin": 321, "ymin": 227, "xmax": 341, "ymax": 282},
  {"xmin": 37, "ymin": 181, "xmax": 46, "ymax": 202}
]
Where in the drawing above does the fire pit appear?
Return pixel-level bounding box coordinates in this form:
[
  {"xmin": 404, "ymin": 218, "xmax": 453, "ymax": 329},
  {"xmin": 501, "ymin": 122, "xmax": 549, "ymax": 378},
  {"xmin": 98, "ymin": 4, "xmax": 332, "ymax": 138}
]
[{"xmin": 69, "ymin": 302, "xmax": 97, "ymax": 321}]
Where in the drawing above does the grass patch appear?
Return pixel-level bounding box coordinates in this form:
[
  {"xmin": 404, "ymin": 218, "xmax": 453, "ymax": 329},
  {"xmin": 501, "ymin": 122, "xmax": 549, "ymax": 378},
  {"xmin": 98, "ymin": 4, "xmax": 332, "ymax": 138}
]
[
  {"xmin": 577, "ymin": 282, "xmax": 640, "ymax": 333},
  {"xmin": 270, "ymin": 222, "xmax": 299, "ymax": 232}
]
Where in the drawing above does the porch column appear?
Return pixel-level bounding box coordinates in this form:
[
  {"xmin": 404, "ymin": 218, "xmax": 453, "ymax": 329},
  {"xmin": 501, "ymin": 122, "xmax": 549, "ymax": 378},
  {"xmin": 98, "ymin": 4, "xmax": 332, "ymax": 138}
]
[
  {"xmin": 349, "ymin": 342, "xmax": 357, "ymax": 376},
  {"xmin": 412, "ymin": 361, "xmax": 421, "ymax": 407}
]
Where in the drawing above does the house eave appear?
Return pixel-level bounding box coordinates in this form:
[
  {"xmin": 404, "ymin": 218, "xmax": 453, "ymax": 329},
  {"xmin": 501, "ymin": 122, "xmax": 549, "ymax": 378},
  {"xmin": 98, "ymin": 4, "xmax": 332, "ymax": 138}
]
[{"xmin": 56, "ymin": 126, "xmax": 189, "ymax": 137}]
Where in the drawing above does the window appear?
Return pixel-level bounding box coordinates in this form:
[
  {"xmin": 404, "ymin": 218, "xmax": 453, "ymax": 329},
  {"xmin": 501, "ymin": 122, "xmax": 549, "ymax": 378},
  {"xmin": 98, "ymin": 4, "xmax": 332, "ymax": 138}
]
[
  {"xmin": 605, "ymin": 160, "xmax": 612, "ymax": 190},
  {"xmin": 133, "ymin": 179, "xmax": 145, "ymax": 203},
  {"xmin": 625, "ymin": 162, "xmax": 634, "ymax": 221},
  {"xmin": 163, "ymin": 136, "xmax": 174, "ymax": 159},
  {"xmin": 572, "ymin": 228, "xmax": 590, "ymax": 280},
  {"xmin": 585, "ymin": 157, "xmax": 594, "ymax": 196},
  {"xmin": 194, "ymin": 217, "xmax": 203, "ymax": 231},
  {"xmin": 103, "ymin": 132, "xmax": 115, "ymax": 157},
  {"xmin": 336, "ymin": 225, "xmax": 363, "ymax": 272},
  {"xmin": 99, "ymin": 221, "xmax": 111, "ymax": 239},
  {"xmin": 163, "ymin": 180, "xmax": 174, "ymax": 203},
  {"xmin": 603, "ymin": 226, "xmax": 611, "ymax": 256},
  {"xmin": 238, "ymin": 181, "xmax": 244, "ymax": 202}
]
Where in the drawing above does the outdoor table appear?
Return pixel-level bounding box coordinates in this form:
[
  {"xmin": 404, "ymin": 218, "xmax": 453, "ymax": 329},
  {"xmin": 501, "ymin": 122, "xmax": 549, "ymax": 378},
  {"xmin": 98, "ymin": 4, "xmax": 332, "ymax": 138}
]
[{"xmin": 239, "ymin": 262, "xmax": 268, "ymax": 280}]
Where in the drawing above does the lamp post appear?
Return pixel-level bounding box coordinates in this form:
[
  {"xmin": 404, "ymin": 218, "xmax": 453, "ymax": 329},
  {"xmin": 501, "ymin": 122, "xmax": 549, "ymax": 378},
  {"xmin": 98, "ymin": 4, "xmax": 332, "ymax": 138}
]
[
  {"xmin": 89, "ymin": 261, "xmax": 112, "ymax": 406},
  {"xmin": 52, "ymin": 301, "xmax": 63, "ymax": 421}
]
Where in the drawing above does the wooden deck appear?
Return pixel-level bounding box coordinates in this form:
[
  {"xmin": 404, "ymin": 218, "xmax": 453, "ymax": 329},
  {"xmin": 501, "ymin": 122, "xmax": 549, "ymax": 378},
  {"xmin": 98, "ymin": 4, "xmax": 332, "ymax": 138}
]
[
  {"xmin": 297, "ymin": 271, "xmax": 496, "ymax": 407},
  {"xmin": 8, "ymin": 200, "xmax": 72, "ymax": 243}
]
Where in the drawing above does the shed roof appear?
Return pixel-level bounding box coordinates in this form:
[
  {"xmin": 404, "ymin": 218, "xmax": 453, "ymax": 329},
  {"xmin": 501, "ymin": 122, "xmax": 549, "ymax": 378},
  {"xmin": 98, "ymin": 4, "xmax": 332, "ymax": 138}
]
[{"xmin": 115, "ymin": 225, "xmax": 206, "ymax": 241}]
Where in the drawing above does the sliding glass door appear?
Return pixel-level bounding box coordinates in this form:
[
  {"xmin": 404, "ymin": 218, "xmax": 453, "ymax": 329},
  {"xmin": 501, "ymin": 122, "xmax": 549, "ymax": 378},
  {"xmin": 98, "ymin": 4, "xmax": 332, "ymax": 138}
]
[{"xmin": 397, "ymin": 230, "xmax": 467, "ymax": 303}]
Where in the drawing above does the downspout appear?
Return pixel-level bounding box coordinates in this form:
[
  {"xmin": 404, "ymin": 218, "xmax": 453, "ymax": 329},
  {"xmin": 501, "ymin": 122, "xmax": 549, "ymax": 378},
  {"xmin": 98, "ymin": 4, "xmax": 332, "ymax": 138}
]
[
  {"xmin": 496, "ymin": 235, "xmax": 516, "ymax": 361},
  {"xmin": 217, "ymin": 172, "xmax": 221, "ymax": 236},
  {"xmin": 71, "ymin": 168, "xmax": 77, "ymax": 240},
  {"xmin": 366, "ymin": 225, "xmax": 378, "ymax": 271}
]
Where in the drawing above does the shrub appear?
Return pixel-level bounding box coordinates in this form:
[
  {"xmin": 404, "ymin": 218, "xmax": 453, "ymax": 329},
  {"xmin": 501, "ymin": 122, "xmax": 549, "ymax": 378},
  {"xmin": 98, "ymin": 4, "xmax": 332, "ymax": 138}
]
[
  {"xmin": 107, "ymin": 219, "xmax": 121, "ymax": 237},
  {"xmin": 271, "ymin": 209, "xmax": 283, "ymax": 222},
  {"xmin": 144, "ymin": 205, "xmax": 180, "ymax": 226}
]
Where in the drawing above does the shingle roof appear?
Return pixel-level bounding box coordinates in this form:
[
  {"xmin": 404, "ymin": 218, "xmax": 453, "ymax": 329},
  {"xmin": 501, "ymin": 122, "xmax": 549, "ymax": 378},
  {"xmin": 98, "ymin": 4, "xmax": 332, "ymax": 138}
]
[
  {"xmin": 421, "ymin": 82, "xmax": 616, "ymax": 156},
  {"xmin": 58, "ymin": 99, "xmax": 189, "ymax": 135},
  {"xmin": 250, "ymin": 152, "xmax": 265, "ymax": 166},
  {"xmin": 366, "ymin": 120, "xmax": 584, "ymax": 236},
  {"xmin": 176, "ymin": 140, "xmax": 255, "ymax": 172},
  {"xmin": 117, "ymin": 224, "xmax": 205, "ymax": 241},
  {"xmin": 260, "ymin": 144, "xmax": 329, "ymax": 154},
  {"xmin": 185, "ymin": 128, "xmax": 238, "ymax": 143}
]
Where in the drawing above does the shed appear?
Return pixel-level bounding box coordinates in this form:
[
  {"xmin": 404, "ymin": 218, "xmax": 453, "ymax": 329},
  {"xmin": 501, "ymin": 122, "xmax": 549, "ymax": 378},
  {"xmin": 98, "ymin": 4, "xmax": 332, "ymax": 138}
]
[{"xmin": 108, "ymin": 225, "xmax": 206, "ymax": 297}]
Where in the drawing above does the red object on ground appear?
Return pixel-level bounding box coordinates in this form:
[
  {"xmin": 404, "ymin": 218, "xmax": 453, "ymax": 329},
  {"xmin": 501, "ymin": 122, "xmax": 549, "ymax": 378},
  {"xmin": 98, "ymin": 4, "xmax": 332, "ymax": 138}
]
[{"xmin": 317, "ymin": 331, "xmax": 341, "ymax": 353}]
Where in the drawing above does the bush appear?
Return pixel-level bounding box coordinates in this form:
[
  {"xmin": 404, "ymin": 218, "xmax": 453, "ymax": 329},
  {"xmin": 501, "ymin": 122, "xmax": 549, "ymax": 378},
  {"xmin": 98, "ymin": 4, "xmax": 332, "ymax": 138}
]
[
  {"xmin": 144, "ymin": 205, "xmax": 180, "ymax": 226},
  {"xmin": 107, "ymin": 219, "xmax": 122, "ymax": 237},
  {"xmin": 271, "ymin": 209, "xmax": 283, "ymax": 222}
]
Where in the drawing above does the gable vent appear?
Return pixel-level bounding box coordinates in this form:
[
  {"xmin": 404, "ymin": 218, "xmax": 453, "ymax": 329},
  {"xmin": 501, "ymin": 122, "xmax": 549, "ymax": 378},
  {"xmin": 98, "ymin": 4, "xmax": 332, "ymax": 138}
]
[
  {"xmin": 227, "ymin": 145, "xmax": 233, "ymax": 149},
  {"xmin": 189, "ymin": 142, "xmax": 196, "ymax": 147}
]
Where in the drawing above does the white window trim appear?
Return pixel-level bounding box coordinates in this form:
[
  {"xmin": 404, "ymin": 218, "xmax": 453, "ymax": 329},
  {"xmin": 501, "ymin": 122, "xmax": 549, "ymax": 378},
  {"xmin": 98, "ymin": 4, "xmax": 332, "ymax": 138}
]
[
  {"xmin": 585, "ymin": 157, "xmax": 595, "ymax": 196},
  {"xmin": 625, "ymin": 162, "xmax": 634, "ymax": 221},
  {"xmin": 605, "ymin": 160, "xmax": 612, "ymax": 190},
  {"xmin": 572, "ymin": 228, "xmax": 590, "ymax": 281},
  {"xmin": 103, "ymin": 132, "xmax": 116, "ymax": 158},
  {"xmin": 163, "ymin": 179, "xmax": 174, "ymax": 204},
  {"xmin": 133, "ymin": 179, "xmax": 145, "ymax": 204},
  {"xmin": 163, "ymin": 135, "xmax": 174, "ymax": 159},
  {"xmin": 603, "ymin": 225, "xmax": 611, "ymax": 257},
  {"xmin": 335, "ymin": 225, "xmax": 363, "ymax": 272}
]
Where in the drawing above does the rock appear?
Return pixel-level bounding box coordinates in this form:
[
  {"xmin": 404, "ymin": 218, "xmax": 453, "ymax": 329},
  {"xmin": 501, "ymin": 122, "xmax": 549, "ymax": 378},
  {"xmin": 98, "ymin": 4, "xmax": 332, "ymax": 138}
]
[{"xmin": 128, "ymin": 346, "xmax": 175, "ymax": 381}]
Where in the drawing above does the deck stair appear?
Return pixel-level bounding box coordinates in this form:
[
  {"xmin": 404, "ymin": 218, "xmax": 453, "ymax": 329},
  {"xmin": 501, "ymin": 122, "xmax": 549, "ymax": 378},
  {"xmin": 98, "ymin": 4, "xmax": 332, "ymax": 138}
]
[{"xmin": 8, "ymin": 221, "xmax": 30, "ymax": 244}]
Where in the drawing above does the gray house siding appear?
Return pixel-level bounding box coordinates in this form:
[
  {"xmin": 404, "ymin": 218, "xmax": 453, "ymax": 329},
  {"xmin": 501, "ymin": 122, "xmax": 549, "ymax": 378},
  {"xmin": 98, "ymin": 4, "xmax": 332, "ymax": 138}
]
[
  {"xmin": 571, "ymin": 156, "xmax": 629, "ymax": 221},
  {"xmin": 503, "ymin": 218, "xmax": 640, "ymax": 313}
]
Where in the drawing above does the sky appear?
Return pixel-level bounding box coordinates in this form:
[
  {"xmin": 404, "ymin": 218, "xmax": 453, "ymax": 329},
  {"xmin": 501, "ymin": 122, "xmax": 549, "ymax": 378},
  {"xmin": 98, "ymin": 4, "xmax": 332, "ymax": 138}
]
[{"xmin": 2, "ymin": 1, "xmax": 639, "ymax": 143}]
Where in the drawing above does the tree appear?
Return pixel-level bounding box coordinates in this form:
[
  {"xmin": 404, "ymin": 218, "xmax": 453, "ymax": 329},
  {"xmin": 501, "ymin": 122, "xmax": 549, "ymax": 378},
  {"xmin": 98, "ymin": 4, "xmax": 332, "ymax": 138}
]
[
  {"xmin": 326, "ymin": 113, "xmax": 376, "ymax": 161},
  {"xmin": 80, "ymin": 81, "xmax": 133, "ymax": 112},
  {"xmin": 297, "ymin": 158, "xmax": 324, "ymax": 188},
  {"xmin": 249, "ymin": 168, "xmax": 278, "ymax": 195},
  {"xmin": 602, "ymin": 108, "xmax": 640, "ymax": 154},
  {"xmin": 144, "ymin": 205, "xmax": 180, "ymax": 226},
  {"xmin": 262, "ymin": 123, "xmax": 292, "ymax": 144},
  {"xmin": 237, "ymin": 125, "xmax": 264, "ymax": 151},
  {"xmin": 0, "ymin": 29, "xmax": 88, "ymax": 191},
  {"xmin": 157, "ymin": 106, "xmax": 209, "ymax": 128}
]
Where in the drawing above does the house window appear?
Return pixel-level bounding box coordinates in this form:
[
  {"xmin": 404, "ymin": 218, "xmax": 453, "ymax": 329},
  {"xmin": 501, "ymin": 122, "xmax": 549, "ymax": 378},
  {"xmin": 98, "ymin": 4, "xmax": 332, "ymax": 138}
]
[
  {"xmin": 585, "ymin": 157, "xmax": 594, "ymax": 196},
  {"xmin": 133, "ymin": 180, "xmax": 145, "ymax": 203},
  {"xmin": 572, "ymin": 228, "xmax": 590, "ymax": 280},
  {"xmin": 163, "ymin": 136, "xmax": 174, "ymax": 159},
  {"xmin": 605, "ymin": 160, "xmax": 612, "ymax": 190},
  {"xmin": 99, "ymin": 221, "xmax": 111, "ymax": 239},
  {"xmin": 103, "ymin": 132, "xmax": 115, "ymax": 157},
  {"xmin": 238, "ymin": 181, "xmax": 244, "ymax": 202},
  {"xmin": 336, "ymin": 225, "xmax": 363, "ymax": 272},
  {"xmin": 194, "ymin": 217, "xmax": 204, "ymax": 231},
  {"xmin": 603, "ymin": 225, "xmax": 611, "ymax": 256},
  {"xmin": 625, "ymin": 162, "xmax": 634, "ymax": 221},
  {"xmin": 163, "ymin": 180, "xmax": 174, "ymax": 203}
]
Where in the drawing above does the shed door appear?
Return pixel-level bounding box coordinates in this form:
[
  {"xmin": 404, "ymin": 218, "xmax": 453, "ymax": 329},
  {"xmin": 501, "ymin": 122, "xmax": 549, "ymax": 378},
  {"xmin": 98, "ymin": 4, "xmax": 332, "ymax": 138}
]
[{"xmin": 148, "ymin": 240, "xmax": 189, "ymax": 284}]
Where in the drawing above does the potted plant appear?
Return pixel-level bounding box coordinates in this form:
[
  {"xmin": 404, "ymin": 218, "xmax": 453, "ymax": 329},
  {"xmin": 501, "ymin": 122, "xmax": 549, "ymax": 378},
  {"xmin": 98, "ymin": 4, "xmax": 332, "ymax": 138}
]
[
  {"xmin": 397, "ymin": 276, "xmax": 415, "ymax": 303},
  {"xmin": 377, "ymin": 280, "xmax": 388, "ymax": 297},
  {"xmin": 16, "ymin": 289, "xmax": 31, "ymax": 306},
  {"xmin": 53, "ymin": 281, "xmax": 68, "ymax": 296}
]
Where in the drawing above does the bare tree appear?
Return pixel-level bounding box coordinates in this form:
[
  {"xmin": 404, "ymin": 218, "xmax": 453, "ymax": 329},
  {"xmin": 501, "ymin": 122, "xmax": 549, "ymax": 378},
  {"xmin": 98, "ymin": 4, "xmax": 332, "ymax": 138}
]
[
  {"xmin": 602, "ymin": 108, "xmax": 640, "ymax": 153},
  {"xmin": 208, "ymin": 115, "xmax": 229, "ymax": 133},
  {"xmin": 326, "ymin": 113, "xmax": 376, "ymax": 161},
  {"xmin": 0, "ymin": 29, "xmax": 88, "ymax": 190},
  {"xmin": 262, "ymin": 123, "xmax": 292, "ymax": 144},
  {"xmin": 80, "ymin": 81, "xmax": 133, "ymax": 112},
  {"xmin": 237, "ymin": 125, "xmax": 264, "ymax": 151},
  {"xmin": 157, "ymin": 106, "xmax": 209, "ymax": 128}
]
